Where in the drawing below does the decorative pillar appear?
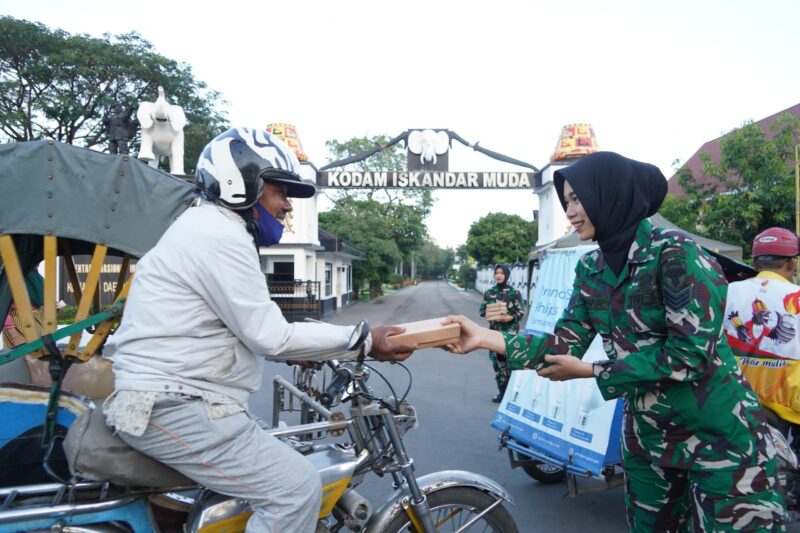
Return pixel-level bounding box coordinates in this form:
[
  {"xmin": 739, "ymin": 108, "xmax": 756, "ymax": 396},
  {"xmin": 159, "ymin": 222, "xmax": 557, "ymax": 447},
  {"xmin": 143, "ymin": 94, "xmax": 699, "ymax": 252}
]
[
  {"xmin": 266, "ymin": 123, "xmax": 309, "ymax": 162},
  {"xmin": 535, "ymin": 124, "xmax": 599, "ymax": 246}
]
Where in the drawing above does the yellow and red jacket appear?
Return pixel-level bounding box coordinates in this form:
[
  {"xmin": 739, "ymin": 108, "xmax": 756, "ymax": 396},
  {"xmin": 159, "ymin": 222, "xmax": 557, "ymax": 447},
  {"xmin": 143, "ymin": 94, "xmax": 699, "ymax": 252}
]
[{"xmin": 724, "ymin": 271, "xmax": 800, "ymax": 424}]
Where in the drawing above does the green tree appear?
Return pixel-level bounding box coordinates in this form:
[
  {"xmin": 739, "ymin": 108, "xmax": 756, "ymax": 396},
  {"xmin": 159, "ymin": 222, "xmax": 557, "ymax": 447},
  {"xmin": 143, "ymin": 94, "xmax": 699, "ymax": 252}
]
[
  {"xmin": 324, "ymin": 135, "xmax": 431, "ymax": 206},
  {"xmin": 0, "ymin": 16, "xmax": 228, "ymax": 173},
  {"xmin": 466, "ymin": 212, "xmax": 537, "ymax": 267},
  {"xmin": 661, "ymin": 113, "xmax": 800, "ymax": 257},
  {"xmin": 449, "ymin": 243, "xmax": 475, "ymax": 285},
  {"xmin": 319, "ymin": 201, "xmax": 403, "ymax": 297},
  {"xmin": 415, "ymin": 241, "xmax": 455, "ymax": 279},
  {"xmin": 458, "ymin": 263, "xmax": 477, "ymax": 288},
  {"xmin": 321, "ymin": 135, "xmax": 433, "ymax": 296},
  {"xmin": 454, "ymin": 243, "xmax": 470, "ymax": 265}
]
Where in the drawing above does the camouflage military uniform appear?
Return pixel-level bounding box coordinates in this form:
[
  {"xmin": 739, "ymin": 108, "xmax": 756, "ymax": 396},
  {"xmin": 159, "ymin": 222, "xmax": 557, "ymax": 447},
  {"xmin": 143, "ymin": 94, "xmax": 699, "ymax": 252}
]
[
  {"xmin": 480, "ymin": 283, "xmax": 524, "ymax": 395},
  {"xmin": 504, "ymin": 220, "xmax": 785, "ymax": 532}
]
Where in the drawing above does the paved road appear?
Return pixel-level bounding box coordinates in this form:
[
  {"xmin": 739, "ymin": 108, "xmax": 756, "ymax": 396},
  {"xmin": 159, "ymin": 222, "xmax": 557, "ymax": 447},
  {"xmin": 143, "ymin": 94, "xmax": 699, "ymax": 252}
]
[{"xmin": 249, "ymin": 280, "xmax": 629, "ymax": 531}]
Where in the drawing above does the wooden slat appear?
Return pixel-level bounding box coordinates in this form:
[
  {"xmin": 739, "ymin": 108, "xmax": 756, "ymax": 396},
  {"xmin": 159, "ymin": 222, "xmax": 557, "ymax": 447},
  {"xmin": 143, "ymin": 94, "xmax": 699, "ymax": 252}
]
[
  {"xmin": 0, "ymin": 235, "xmax": 42, "ymax": 356},
  {"xmin": 79, "ymin": 275, "xmax": 133, "ymax": 361},
  {"xmin": 113, "ymin": 255, "xmax": 130, "ymax": 300},
  {"xmin": 65, "ymin": 244, "xmax": 107, "ymax": 357},
  {"xmin": 42, "ymin": 236, "xmax": 57, "ymax": 335},
  {"xmin": 60, "ymin": 242, "xmax": 83, "ymax": 305}
]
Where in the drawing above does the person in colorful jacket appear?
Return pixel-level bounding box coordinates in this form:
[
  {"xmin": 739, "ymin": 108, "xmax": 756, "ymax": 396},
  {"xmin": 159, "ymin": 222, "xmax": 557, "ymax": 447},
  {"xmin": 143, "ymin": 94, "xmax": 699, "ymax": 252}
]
[
  {"xmin": 479, "ymin": 264, "xmax": 524, "ymax": 402},
  {"xmin": 724, "ymin": 227, "xmax": 800, "ymax": 509},
  {"xmin": 724, "ymin": 227, "xmax": 800, "ymax": 420},
  {"xmin": 443, "ymin": 152, "xmax": 785, "ymax": 531}
]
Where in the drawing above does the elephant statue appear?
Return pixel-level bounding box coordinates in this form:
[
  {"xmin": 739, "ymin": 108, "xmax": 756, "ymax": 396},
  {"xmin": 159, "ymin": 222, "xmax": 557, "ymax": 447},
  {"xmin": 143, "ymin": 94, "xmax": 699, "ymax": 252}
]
[
  {"xmin": 136, "ymin": 86, "xmax": 187, "ymax": 175},
  {"xmin": 407, "ymin": 129, "xmax": 450, "ymax": 166}
]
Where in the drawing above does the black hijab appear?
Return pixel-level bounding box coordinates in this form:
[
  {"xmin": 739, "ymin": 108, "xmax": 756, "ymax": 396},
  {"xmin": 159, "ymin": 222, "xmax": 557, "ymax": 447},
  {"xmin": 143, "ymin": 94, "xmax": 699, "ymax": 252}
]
[
  {"xmin": 553, "ymin": 152, "xmax": 667, "ymax": 276},
  {"xmin": 495, "ymin": 264, "xmax": 510, "ymax": 288}
]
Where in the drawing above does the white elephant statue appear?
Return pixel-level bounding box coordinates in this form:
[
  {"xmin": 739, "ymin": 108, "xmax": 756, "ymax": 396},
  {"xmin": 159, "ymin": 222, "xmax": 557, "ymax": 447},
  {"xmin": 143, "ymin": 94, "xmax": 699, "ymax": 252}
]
[
  {"xmin": 136, "ymin": 86, "xmax": 187, "ymax": 175},
  {"xmin": 407, "ymin": 129, "xmax": 449, "ymax": 166}
]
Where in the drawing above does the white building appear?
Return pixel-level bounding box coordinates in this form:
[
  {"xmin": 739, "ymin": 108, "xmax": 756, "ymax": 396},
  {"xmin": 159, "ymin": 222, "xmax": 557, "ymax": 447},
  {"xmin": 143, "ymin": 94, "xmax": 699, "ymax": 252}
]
[
  {"xmin": 534, "ymin": 123, "xmax": 600, "ymax": 247},
  {"xmin": 257, "ymin": 155, "xmax": 364, "ymax": 320},
  {"xmin": 533, "ymin": 161, "xmax": 573, "ymax": 246}
]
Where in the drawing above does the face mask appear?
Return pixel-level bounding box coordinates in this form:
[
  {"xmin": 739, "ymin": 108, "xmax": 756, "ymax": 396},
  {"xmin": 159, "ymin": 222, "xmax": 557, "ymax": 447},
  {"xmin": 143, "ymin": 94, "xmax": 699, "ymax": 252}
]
[{"xmin": 254, "ymin": 202, "xmax": 284, "ymax": 247}]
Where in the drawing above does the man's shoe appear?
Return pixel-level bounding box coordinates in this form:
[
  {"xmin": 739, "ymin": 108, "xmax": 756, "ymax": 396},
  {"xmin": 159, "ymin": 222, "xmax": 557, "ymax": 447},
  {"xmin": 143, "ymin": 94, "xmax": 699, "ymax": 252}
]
[{"xmin": 491, "ymin": 394, "xmax": 502, "ymax": 403}]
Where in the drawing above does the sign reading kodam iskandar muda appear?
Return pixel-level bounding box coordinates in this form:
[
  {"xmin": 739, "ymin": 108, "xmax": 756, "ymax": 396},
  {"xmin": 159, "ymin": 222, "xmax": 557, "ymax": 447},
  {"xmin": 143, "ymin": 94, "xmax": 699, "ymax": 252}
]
[{"xmin": 319, "ymin": 171, "xmax": 534, "ymax": 189}]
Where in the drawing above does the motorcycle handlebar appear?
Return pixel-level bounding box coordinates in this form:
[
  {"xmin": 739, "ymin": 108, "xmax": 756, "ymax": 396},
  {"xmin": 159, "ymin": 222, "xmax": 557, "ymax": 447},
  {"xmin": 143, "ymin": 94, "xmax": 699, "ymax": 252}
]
[{"xmin": 320, "ymin": 366, "xmax": 351, "ymax": 406}]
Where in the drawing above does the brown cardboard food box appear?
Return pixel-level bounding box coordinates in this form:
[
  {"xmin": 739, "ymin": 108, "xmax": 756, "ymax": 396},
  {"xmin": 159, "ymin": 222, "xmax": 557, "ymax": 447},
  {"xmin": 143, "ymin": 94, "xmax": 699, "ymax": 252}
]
[
  {"xmin": 386, "ymin": 318, "xmax": 461, "ymax": 349},
  {"xmin": 485, "ymin": 302, "xmax": 509, "ymax": 321}
]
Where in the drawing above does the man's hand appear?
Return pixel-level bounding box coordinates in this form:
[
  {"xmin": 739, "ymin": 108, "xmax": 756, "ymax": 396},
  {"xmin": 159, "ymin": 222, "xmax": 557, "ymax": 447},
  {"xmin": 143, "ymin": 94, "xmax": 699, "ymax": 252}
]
[
  {"xmin": 536, "ymin": 355, "xmax": 593, "ymax": 381},
  {"xmin": 369, "ymin": 325, "xmax": 416, "ymax": 362}
]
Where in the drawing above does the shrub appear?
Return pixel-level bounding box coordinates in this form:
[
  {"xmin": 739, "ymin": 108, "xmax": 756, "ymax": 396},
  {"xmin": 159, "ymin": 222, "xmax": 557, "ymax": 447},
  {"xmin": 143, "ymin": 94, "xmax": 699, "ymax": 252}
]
[
  {"xmin": 57, "ymin": 306, "xmax": 78, "ymax": 324},
  {"xmin": 387, "ymin": 273, "xmax": 404, "ymax": 285},
  {"xmin": 56, "ymin": 305, "xmax": 115, "ymax": 324}
]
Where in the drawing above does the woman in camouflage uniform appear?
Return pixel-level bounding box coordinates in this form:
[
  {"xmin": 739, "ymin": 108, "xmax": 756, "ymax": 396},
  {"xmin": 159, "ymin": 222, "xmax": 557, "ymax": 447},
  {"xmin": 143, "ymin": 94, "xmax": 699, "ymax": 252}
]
[
  {"xmin": 445, "ymin": 152, "xmax": 785, "ymax": 531},
  {"xmin": 479, "ymin": 264, "xmax": 524, "ymax": 402}
]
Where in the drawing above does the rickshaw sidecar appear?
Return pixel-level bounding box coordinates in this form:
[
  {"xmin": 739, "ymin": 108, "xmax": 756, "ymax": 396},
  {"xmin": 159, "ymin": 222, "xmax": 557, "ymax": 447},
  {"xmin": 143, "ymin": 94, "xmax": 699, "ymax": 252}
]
[{"xmin": 0, "ymin": 139, "xmax": 196, "ymax": 489}]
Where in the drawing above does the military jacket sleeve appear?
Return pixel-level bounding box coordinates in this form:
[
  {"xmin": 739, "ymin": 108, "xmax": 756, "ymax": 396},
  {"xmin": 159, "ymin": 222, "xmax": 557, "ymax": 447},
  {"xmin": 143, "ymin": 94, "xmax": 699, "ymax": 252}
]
[
  {"xmin": 508, "ymin": 288, "xmax": 524, "ymax": 324},
  {"xmin": 503, "ymin": 220, "xmax": 729, "ymax": 401},
  {"xmin": 591, "ymin": 239, "xmax": 727, "ymax": 400},
  {"xmin": 483, "ymin": 285, "xmax": 523, "ymax": 332},
  {"xmin": 479, "ymin": 288, "xmax": 489, "ymax": 317}
]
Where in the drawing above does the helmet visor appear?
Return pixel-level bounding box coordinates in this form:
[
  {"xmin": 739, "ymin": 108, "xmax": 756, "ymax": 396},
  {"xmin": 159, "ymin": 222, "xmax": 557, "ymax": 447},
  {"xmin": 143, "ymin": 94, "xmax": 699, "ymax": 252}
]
[{"xmin": 260, "ymin": 169, "xmax": 316, "ymax": 199}]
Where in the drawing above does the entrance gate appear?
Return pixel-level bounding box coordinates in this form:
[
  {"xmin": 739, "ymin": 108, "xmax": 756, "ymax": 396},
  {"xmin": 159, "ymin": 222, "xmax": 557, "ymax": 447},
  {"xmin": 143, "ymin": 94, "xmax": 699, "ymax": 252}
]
[
  {"xmin": 317, "ymin": 129, "xmax": 540, "ymax": 190},
  {"xmin": 315, "ymin": 128, "xmax": 541, "ymax": 301}
]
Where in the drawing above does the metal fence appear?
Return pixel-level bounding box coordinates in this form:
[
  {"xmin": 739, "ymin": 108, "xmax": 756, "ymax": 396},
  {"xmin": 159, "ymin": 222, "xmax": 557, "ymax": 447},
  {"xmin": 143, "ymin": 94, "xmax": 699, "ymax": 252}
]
[
  {"xmin": 267, "ymin": 280, "xmax": 325, "ymax": 322},
  {"xmin": 267, "ymin": 280, "xmax": 352, "ymax": 322}
]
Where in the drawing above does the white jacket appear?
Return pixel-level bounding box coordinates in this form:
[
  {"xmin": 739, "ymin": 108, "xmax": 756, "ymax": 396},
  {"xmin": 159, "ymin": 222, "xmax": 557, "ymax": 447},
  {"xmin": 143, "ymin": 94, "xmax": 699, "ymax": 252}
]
[{"xmin": 111, "ymin": 203, "xmax": 359, "ymax": 403}]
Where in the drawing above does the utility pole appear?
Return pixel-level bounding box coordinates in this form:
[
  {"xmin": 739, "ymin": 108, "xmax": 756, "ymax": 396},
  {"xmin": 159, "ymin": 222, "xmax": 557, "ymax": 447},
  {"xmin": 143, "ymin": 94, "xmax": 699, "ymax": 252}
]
[
  {"xmin": 796, "ymin": 144, "xmax": 800, "ymax": 237},
  {"xmin": 795, "ymin": 144, "xmax": 800, "ymax": 278}
]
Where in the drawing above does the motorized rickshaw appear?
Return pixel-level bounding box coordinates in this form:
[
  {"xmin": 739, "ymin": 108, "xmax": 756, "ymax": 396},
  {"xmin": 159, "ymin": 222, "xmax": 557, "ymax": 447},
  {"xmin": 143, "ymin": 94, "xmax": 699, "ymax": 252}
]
[{"xmin": 0, "ymin": 140, "xmax": 517, "ymax": 532}]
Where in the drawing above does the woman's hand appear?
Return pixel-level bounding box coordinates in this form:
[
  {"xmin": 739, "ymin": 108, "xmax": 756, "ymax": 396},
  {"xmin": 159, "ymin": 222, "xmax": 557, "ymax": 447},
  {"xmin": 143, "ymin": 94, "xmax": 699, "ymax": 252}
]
[
  {"xmin": 537, "ymin": 355, "xmax": 594, "ymax": 381},
  {"xmin": 441, "ymin": 315, "xmax": 486, "ymax": 354},
  {"xmin": 441, "ymin": 315, "xmax": 506, "ymax": 355}
]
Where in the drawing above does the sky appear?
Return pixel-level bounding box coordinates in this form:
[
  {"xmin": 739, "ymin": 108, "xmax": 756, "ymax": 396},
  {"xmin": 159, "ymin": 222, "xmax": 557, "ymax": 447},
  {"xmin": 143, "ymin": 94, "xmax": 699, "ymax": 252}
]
[{"xmin": 3, "ymin": 0, "xmax": 799, "ymax": 248}]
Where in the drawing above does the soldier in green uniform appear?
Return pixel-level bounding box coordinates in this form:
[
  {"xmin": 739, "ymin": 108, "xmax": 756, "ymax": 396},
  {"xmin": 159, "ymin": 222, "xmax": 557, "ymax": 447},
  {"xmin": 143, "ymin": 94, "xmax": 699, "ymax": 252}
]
[
  {"xmin": 479, "ymin": 264, "xmax": 524, "ymax": 402},
  {"xmin": 444, "ymin": 152, "xmax": 785, "ymax": 531}
]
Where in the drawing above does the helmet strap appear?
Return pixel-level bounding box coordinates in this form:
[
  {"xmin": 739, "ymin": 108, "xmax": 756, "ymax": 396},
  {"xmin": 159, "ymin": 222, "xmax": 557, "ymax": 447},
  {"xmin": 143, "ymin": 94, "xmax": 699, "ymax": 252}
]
[{"xmin": 237, "ymin": 207, "xmax": 260, "ymax": 249}]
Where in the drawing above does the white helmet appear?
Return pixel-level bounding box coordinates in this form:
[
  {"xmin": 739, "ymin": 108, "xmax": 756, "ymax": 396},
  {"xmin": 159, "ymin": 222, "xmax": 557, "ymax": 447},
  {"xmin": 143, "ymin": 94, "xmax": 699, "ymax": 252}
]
[{"xmin": 195, "ymin": 127, "xmax": 315, "ymax": 210}]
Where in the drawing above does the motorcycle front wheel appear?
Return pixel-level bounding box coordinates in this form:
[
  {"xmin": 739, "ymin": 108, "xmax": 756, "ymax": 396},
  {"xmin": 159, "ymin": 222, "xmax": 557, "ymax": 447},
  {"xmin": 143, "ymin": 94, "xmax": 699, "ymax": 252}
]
[{"xmin": 381, "ymin": 486, "xmax": 518, "ymax": 532}]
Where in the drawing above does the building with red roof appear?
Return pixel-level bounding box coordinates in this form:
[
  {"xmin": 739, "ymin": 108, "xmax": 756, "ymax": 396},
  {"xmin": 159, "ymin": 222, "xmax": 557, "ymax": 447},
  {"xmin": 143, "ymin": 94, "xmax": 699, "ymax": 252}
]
[{"xmin": 668, "ymin": 103, "xmax": 800, "ymax": 197}]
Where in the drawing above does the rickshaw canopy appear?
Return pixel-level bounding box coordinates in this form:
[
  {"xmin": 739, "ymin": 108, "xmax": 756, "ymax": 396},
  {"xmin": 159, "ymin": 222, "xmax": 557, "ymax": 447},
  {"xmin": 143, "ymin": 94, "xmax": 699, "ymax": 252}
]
[{"xmin": 0, "ymin": 139, "xmax": 197, "ymax": 259}]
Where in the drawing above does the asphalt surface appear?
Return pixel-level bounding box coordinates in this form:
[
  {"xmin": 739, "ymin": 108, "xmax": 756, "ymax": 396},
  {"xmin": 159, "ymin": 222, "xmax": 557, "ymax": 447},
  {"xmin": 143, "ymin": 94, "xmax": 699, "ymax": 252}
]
[
  {"xmin": 251, "ymin": 280, "xmax": 800, "ymax": 532},
  {"xmin": 249, "ymin": 280, "xmax": 629, "ymax": 532}
]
